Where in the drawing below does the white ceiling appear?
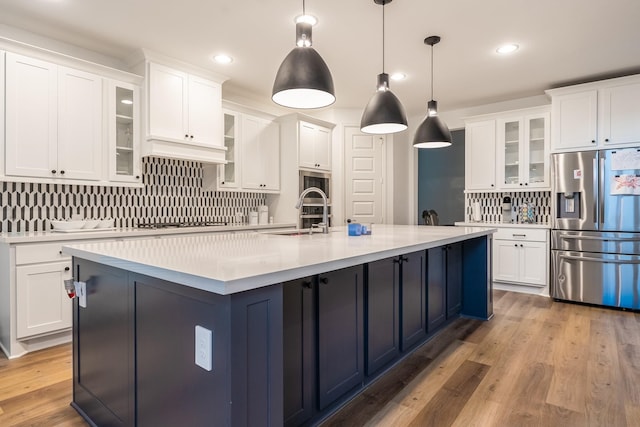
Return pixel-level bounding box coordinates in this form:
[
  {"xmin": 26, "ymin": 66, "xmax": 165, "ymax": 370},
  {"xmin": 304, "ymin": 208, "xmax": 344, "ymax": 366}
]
[{"xmin": 1, "ymin": 0, "xmax": 640, "ymax": 116}]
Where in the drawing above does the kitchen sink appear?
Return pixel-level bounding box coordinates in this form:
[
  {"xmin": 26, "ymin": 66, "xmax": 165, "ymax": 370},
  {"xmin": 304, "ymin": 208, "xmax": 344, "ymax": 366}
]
[{"xmin": 263, "ymin": 228, "xmax": 341, "ymax": 236}]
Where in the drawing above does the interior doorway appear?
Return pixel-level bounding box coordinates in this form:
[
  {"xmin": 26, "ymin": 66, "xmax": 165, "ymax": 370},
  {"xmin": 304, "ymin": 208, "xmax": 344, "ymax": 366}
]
[
  {"xmin": 344, "ymin": 126, "xmax": 386, "ymax": 224},
  {"xmin": 417, "ymin": 129, "xmax": 465, "ymax": 225}
]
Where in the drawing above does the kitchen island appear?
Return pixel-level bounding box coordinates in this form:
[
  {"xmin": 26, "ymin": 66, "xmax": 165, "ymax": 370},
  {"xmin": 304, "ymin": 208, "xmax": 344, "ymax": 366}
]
[{"xmin": 63, "ymin": 225, "xmax": 495, "ymax": 427}]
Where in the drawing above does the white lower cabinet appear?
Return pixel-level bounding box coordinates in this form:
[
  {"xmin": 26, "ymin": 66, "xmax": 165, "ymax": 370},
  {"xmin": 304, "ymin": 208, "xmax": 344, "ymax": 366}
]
[
  {"xmin": 16, "ymin": 261, "xmax": 72, "ymax": 339},
  {"xmin": 493, "ymin": 227, "xmax": 548, "ymax": 288}
]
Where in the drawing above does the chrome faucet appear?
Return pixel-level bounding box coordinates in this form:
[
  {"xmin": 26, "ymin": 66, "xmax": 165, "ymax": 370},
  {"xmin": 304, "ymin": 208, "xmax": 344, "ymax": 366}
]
[{"xmin": 295, "ymin": 187, "xmax": 329, "ymax": 234}]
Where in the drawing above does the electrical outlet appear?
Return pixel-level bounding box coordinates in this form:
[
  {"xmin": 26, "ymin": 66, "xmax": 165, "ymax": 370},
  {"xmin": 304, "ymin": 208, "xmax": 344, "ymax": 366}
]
[{"xmin": 195, "ymin": 325, "xmax": 213, "ymax": 371}]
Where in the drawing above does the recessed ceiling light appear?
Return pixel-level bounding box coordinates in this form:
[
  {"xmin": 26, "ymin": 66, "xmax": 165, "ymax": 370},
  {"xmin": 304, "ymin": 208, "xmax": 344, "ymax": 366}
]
[
  {"xmin": 496, "ymin": 44, "xmax": 519, "ymax": 54},
  {"xmin": 295, "ymin": 14, "xmax": 318, "ymax": 26},
  {"xmin": 213, "ymin": 54, "xmax": 233, "ymax": 64},
  {"xmin": 120, "ymin": 99, "xmax": 133, "ymax": 105},
  {"xmin": 390, "ymin": 72, "xmax": 406, "ymax": 81}
]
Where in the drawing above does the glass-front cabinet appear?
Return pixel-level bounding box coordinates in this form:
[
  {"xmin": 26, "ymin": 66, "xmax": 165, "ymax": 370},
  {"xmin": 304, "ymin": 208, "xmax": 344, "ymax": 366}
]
[
  {"xmin": 218, "ymin": 110, "xmax": 239, "ymax": 188},
  {"xmin": 108, "ymin": 81, "xmax": 141, "ymax": 183},
  {"xmin": 498, "ymin": 110, "xmax": 550, "ymax": 190}
]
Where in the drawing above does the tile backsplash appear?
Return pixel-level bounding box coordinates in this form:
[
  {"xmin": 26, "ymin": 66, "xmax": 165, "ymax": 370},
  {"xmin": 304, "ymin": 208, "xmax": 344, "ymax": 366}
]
[
  {"xmin": 0, "ymin": 157, "xmax": 266, "ymax": 232},
  {"xmin": 465, "ymin": 191, "xmax": 552, "ymax": 224}
]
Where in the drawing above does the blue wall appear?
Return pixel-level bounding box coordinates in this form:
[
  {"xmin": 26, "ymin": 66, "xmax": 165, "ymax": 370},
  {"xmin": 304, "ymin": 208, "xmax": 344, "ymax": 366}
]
[{"xmin": 417, "ymin": 129, "xmax": 465, "ymax": 225}]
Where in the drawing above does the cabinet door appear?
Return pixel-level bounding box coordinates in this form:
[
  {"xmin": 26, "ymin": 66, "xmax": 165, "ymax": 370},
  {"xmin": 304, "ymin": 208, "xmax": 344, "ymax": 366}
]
[
  {"xmin": 366, "ymin": 258, "xmax": 400, "ymax": 376},
  {"xmin": 426, "ymin": 247, "xmax": 446, "ymax": 332},
  {"xmin": 493, "ymin": 240, "xmax": 520, "ymax": 283},
  {"xmin": 400, "ymin": 251, "xmax": 426, "ymax": 351},
  {"xmin": 524, "ymin": 113, "xmax": 550, "ymax": 188},
  {"xmin": 219, "ymin": 111, "xmax": 240, "ymax": 188},
  {"xmin": 551, "ymin": 90, "xmax": 598, "ymax": 151},
  {"xmin": 57, "ymin": 66, "xmax": 103, "ymax": 181},
  {"xmin": 519, "ymin": 241, "xmax": 548, "ymax": 286},
  {"xmin": 498, "ymin": 118, "xmax": 523, "ymax": 188},
  {"xmin": 188, "ymin": 75, "xmax": 222, "ymax": 146},
  {"xmin": 148, "ymin": 62, "xmax": 188, "ymax": 141},
  {"xmin": 317, "ymin": 266, "xmax": 364, "ymax": 410},
  {"xmin": 299, "ymin": 121, "xmax": 331, "ymax": 171},
  {"xmin": 16, "ymin": 261, "xmax": 72, "ymax": 339},
  {"xmin": 446, "ymin": 243, "xmax": 463, "ymax": 318},
  {"xmin": 262, "ymin": 121, "xmax": 281, "ymax": 191},
  {"xmin": 465, "ymin": 120, "xmax": 496, "ymax": 190},
  {"xmin": 5, "ymin": 52, "xmax": 58, "ymax": 178},
  {"xmin": 599, "ymin": 83, "xmax": 640, "ymax": 146},
  {"xmin": 109, "ymin": 81, "xmax": 142, "ymax": 183},
  {"xmin": 283, "ymin": 278, "xmax": 315, "ymax": 427},
  {"xmin": 242, "ymin": 116, "xmax": 280, "ymax": 191}
]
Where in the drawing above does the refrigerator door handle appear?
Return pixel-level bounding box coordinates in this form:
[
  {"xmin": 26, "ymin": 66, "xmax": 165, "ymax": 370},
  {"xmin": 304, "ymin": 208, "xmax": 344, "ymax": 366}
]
[
  {"xmin": 558, "ymin": 234, "xmax": 640, "ymax": 242},
  {"xmin": 559, "ymin": 254, "xmax": 640, "ymax": 265},
  {"xmin": 593, "ymin": 156, "xmax": 599, "ymax": 229},
  {"xmin": 599, "ymin": 156, "xmax": 606, "ymax": 228}
]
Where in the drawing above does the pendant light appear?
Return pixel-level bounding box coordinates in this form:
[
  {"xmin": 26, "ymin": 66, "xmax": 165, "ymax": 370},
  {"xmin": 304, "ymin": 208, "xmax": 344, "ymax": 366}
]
[
  {"xmin": 413, "ymin": 35, "xmax": 452, "ymax": 148},
  {"xmin": 272, "ymin": 0, "xmax": 335, "ymax": 109},
  {"xmin": 360, "ymin": 0, "xmax": 407, "ymax": 134}
]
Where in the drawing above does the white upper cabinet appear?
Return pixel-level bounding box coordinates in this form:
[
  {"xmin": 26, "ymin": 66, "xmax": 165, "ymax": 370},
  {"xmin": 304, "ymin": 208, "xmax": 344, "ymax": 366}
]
[
  {"xmin": 108, "ymin": 80, "xmax": 142, "ymax": 183},
  {"xmin": 465, "ymin": 119, "xmax": 496, "ymax": 191},
  {"xmin": 498, "ymin": 110, "xmax": 550, "ymax": 190},
  {"xmin": 57, "ymin": 66, "xmax": 103, "ymax": 181},
  {"xmin": 547, "ymin": 75, "xmax": 640, "ymax": 151},
  {"xmin": 550, "ymin": 90, "xmax": 598, "ymax": 151},
  {"xmin": 5, "ymin": 53, "xmax": 59, "ymax": 179},
  {"xmin": 241, "ymin": 115, "xmax": 280, "ymax": 192},
  {"xmin": 299, "ymin": 121, "xmax": 331, "ymax": 171},
  {"xmin": 217, "ymin": 110, "xmax": 240, "ymax": 189},
  {"xmin": 6, "ymin": 54, "xmax": 103, "ymax": 181},
  {"xmin": 599, "ymin": 82, "xmax": 640, "ymax": 146},
  {"xmin": 148, "ymin": 62, "xmax": 222, "ymax": 147}
]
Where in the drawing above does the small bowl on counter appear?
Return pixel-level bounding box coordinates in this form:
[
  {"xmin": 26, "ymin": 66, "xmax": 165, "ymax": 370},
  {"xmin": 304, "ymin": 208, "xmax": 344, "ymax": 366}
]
[
  {"xmin": 83, "ymin": 219, "xmax": 101, "ymax": 229},
  {"xmin": 50, "ymin": 220, "xmax": 86, "ymax": 231}
]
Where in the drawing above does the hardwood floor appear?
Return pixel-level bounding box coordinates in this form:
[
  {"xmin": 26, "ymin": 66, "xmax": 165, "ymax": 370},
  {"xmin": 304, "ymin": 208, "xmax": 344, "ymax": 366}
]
[
  {"xmin": 322, "ymin": 290, "xmax": 640, "ymax": 427},
  {"xmin": 0, "ymin": 290, "xmax": 638, "ymax": 426}
]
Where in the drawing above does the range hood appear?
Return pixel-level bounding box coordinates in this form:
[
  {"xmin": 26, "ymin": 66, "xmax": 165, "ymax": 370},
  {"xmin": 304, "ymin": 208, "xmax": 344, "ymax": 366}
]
[{"xmin": 142, "ymin": 137, "xmax": 227, "ymax": 165}]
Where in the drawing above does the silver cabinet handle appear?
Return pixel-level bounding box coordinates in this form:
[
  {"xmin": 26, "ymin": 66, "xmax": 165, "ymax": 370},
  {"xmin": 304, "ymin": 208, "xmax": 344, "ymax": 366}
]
[{"xmin": 512, "ymin": 234, "xmax": 526, "ymax": 237}]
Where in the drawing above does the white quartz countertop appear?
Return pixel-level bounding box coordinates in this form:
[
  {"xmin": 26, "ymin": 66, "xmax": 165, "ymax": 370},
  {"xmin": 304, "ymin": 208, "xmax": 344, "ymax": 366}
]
[
  {"xmin": 454, "ymin": 221, "xmax": 551, "ymax": 229},
  {"xmin": 63, "ymin": 224, "xmax": 496, "ymax": 295},
  {"xmin": 0, "ymin": 223, "xmax": 297, "ymax": 244}
]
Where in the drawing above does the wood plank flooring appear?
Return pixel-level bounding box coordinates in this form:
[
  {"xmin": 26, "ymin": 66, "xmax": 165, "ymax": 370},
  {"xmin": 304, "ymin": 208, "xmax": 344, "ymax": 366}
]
[{"xmin": 0, "ymin": 290, "xmax": 639, "ymax": 426}]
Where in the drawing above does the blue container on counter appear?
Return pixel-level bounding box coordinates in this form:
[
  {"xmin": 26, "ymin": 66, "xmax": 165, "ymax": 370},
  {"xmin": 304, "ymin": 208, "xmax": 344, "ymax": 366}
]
[{"xmin": 348, "ymin": 223, "xmax": 362, "ymax": 236}]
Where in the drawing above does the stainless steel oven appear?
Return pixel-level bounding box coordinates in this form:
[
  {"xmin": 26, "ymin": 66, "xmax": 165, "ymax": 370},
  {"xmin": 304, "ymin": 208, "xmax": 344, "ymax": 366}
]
[
  {"xmin": 299, "ymin": 170, "xmax": 331, "ymax": 205},
  {"xmin": 300, "ymin": 205, "xmax": 332, "ymax": 229}
]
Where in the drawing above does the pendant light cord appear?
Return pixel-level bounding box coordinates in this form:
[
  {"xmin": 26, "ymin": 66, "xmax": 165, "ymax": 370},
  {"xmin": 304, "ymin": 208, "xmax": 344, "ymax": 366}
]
[
  {"xmin": 430, "ymin": 43, "xmax": 434, "ymax": 100},
  {"xmin": 382, "ymin": 3, "xmax": 385, "ymax": 73},
  {"xmin": 302, "ymin": 0, "xmax": 306, "ymax": 15}
]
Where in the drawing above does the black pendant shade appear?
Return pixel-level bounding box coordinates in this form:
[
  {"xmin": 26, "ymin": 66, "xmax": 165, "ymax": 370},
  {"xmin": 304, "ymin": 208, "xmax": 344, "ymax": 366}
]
[
  {"xmin": 360, "ymin": 0, "xmax": 407, "ymax": 134},
  {"xmin": 361, "ymin": 73, "xmax": 408, "ymax": 134},
  {"xmin": 413, "ymin": 35, "xmax": 452, "ymax": 148},
  {"xmin": 413, "ymin": 109, "xmax": 453, "ymax": 149},
  {"xmin": 272, "ymin": 20, "xmax": 335, "ymax": 109}
]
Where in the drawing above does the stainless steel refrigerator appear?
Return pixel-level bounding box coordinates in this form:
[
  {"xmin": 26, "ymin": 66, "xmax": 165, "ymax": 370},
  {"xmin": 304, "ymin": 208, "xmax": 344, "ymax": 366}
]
[{"xmin": 551, "ymin": 148, "xmax": 640, "ymax": 309}]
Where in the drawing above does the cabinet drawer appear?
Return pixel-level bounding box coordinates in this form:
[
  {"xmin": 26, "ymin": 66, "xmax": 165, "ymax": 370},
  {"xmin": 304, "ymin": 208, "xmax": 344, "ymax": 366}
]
[
  {"xmin": 493, "ymin": 228, "xmax": 548, "ymax": 242},
  {"xmin": 15, "ymin": 242, "xmax": 72, "ymax": 265}
]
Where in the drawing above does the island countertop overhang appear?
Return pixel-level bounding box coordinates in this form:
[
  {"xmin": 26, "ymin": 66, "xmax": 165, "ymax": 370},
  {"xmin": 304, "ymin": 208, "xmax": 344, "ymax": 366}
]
[{"xmin": 62, "ymin": 225, "xmax": 496, "ymax": 295}]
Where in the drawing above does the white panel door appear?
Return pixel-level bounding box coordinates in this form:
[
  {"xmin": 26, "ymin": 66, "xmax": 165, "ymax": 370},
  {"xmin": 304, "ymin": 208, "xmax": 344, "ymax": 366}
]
[
  {"xmin": 188, "ymin": 75, "xmax": 222, "ymax": 146},
  {"xmin": 519, "ymin": 241, "xmax": 547, "ymax": 286},
  {"xmin": 16, "ymin": 262, "xmax": 73, "ymax": 339},
  {"xmin": 5, "ymin": 53, "xmax": 58, "ymax": 178},
  {"xmin": 551, "ymin": 90, "xmax": 598, "ymax": 151},
  {"xmin": 600, "ymin": 83, "xmax": 640, "ymax": 146},
  {"xmin": 493, "ymin": 240, "xmax": 520, "ymax": 283},
  {"xmin": 57, "ymin": 66, "xmax": 103, "ymax": 180},
  {"xmin": 465, "ymin": 120, "xmax": 496, "ymax": 190},
  {"xmin": 148, "ymin": 63, "xmax": 188, "ymax": 141},
  {"xmin": 344, "ymin": 127, "xmax": 384, "ymax": 224}
]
